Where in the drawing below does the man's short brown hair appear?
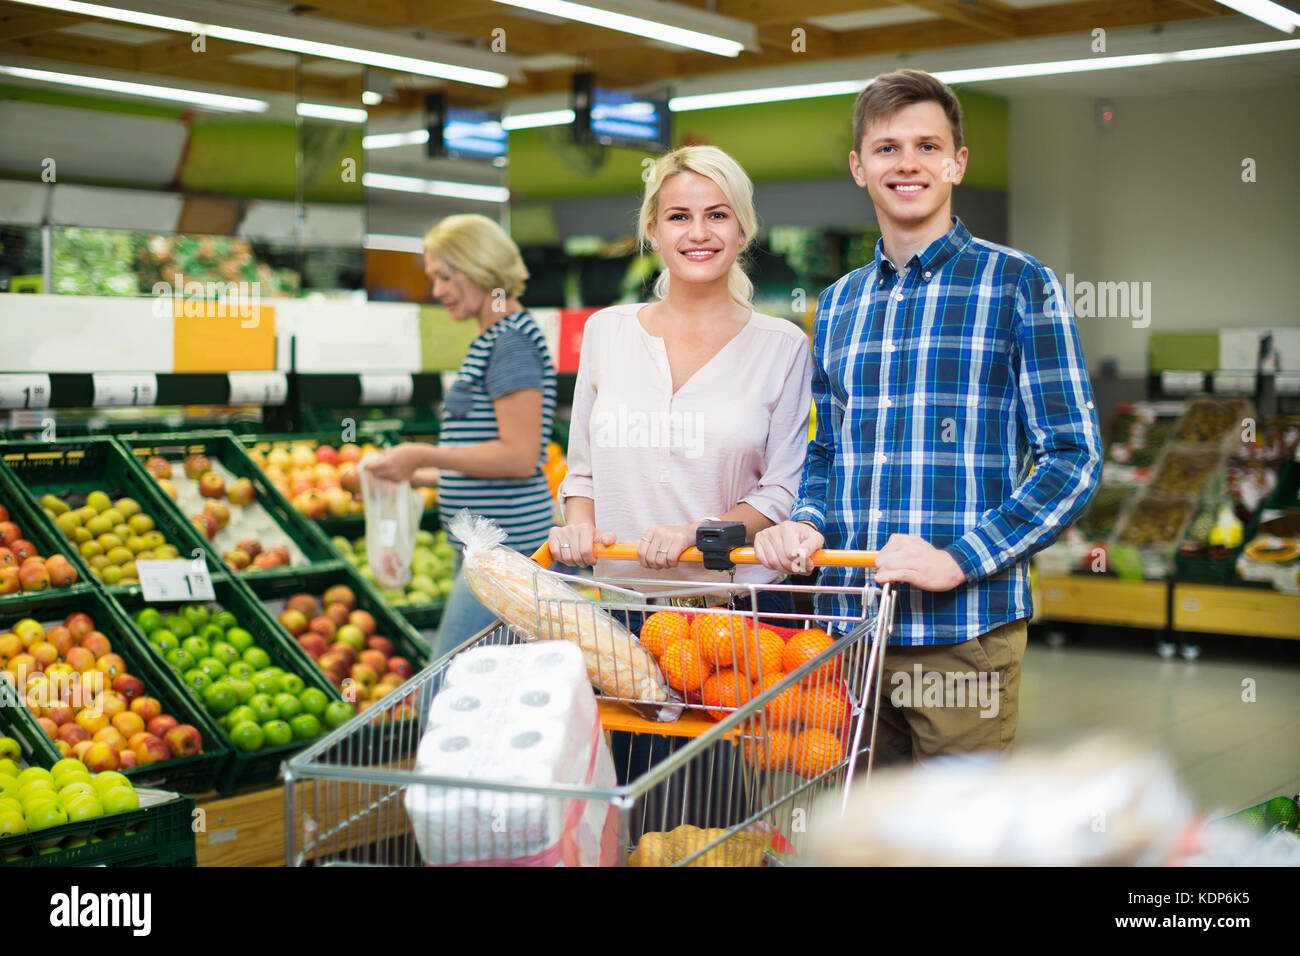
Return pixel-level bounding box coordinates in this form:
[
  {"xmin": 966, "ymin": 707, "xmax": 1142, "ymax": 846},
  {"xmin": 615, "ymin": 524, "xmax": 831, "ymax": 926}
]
[{"xmin": 852, "ymin": 69, "xmax": 964, "ymax": 154}]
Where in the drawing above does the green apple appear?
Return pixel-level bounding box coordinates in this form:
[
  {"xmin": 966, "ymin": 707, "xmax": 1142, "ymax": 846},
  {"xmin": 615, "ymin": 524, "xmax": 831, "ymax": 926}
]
[
  {"xmin": 0, "ymin": 810, "xmax": 27, "ymax": 836},
  {"xmin": 51, "ymin": 767, "xmax": 92, "ymax": 791},
  {"xmin": 133, "ymin": 607, "xmax": 164, "ymax": 634},
  {"xmin": 181, "ymin": 603, "xmax": 210, "ymax": 632},
  {"xmin": 202, "ymin": 682, "xmax": 238, "ymax": 716},
  {"xmin": 336, "ymin": 625, "xmax": 365, "ymax": 652},
  {"xmin": 0, "ymin": 795, "xmax": 22, "ymax": 814},
  {"xmin": 226, "ymin": 661, "xmax": 255, "ymax": 681},
  {"xmin": 281, "ymin": 674, "xmax": 305, "ymax": 696},
  {"xmin": 331, "ymin": 536, "xmax": 351, "ymax": 552},
  {"xmin": 16, "ymin": 767, "xmax": 53, "ymax": 788},
  {"xmin": 181, "ymin": 636, "xmax": 211, "ymax": 660},
  {"xmin": 99, "ymin": 786, "xmax": 139, "ymax": 814},
  {"xmin": 416, "ymin": 530, "xmax": 436, "ymax": 548},
  {"xmin": 197, "ymin": 657, "xmax": 227, "ymax": 680},
  {"xmin": 262, "ymin": 720, "xmax": 292, "ymax": 747},
  {"xmin": 90, "ymin": 771, "xmax": 130, "ymax": 795},
  {"xmin": 19, "ymin": 779, "xmax": 56, "ymax": 803},
  {"xmin": 57, "ymin": 781, "xmax": 95, "ymax": 804},
  {"xmin": 289, "ymin": 713, "xmax": 321, "ymax": 740},
  {"xmin": 227, "ymin": 705, "xmax": 257, "ymax": 728},
  {"xmin": 359, "ymin": 566, "xmax": 377, "ymax": 583},
  {"xmin": 211, "ymin": 642, "xmax": 241, "ymax": 667},
  {"xmin": 166, "ymin": 648, "xmax": 197, "ymax": 673},
  {"xmin": 406, "ymin": 591, "xmax": 433, "ymax": 605},
  {"xmin": 408, "ymin": 574, "xmax": 437, "ymax": 595},
  {"xmin": 298, "ymin": 688, "xmax": 328, "ymax": 717},
  {"xmin": 64, "ymin": 794, "xmax": 104, "ymax": 822},
  {"xmin": 24, "ymin": 800, "xmax": 68, "ymax": 830},
  {"xmin": 225, "ymin": 628, "xmax": 255, "ymax": 654},
  {"xmin": 252, "ymin": 673, "xmax": 282, "ymax": 696},
  {"xmin": 324, "ymin": 700, "xmax": 354, "ymax": 729},
  {"xmin": 149, "ymin": 629, "xmax": 180, "ymax": 655},
  {"xmin": 274, "ymin": 693, "xmax": 302, "ymax": 720},
  {"xmin": 0, "ymin": 775, "xmax": 18, "ymax": 802},
  {"xmin": 248, "ymin": 694, "xmax": 279, "ymax": 723},
  {"xmin": 199, "ymin": 623, "xmax": 226, "ymax": 646},
  {"xmin": 225, "ymin": 678, "xmax": 256, "ymax": 705},
  {"xmin": 164, "ymin": 615, "xmax": 194, "ymax": 639},
  {"xmin": 212, "ymin": 611, "xmax": 238, "ymax": 631},
  {"xmin": 437, "ymin": 579, "xmax": 453, "ymax": 597},
  {"xmin": 242, "ymin": 646, "xmax": 272, "ymax": 671},
  {"xmin": 183, "ymin": 669, "xmax": 213, "ymax": 695},
  {"xmin": 230, "ymin": 721, "xmax": 264, "ymax": 752}
]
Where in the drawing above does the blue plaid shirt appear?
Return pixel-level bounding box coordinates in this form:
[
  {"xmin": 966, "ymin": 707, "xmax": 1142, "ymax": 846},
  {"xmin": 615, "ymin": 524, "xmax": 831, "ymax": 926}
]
[{"xmin": 791, "ymin": 217, "xmax": 1102, "ymax": 645}]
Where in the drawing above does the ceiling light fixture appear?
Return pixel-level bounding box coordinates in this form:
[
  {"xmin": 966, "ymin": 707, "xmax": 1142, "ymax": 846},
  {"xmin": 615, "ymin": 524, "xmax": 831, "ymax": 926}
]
[
  {"xmin": 363, "ymin": 172, "xmax": 510, "ymax": 203},
  {"xmin": 0, "ymin": 63, "xmax": 268, "ymax": 111},
  {"xmin": 488, "ymin": 0, "xmax": 747, "ymax": 56},
  {"xmin": 297, "ymin": 102, "xmax": 368, "ymax": 123}
]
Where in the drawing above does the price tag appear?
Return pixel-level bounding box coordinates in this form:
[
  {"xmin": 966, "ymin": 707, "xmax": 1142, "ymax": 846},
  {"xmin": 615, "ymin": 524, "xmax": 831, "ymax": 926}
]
[
  {"xmin": 1275, "ymin": 371, "xmax": 1300, "ymax": 396},
  {"xmin": 92, "ymin": 373, "xmax": 157, "ymax": 407},
  {"xmin": 359, "ymin": 373, "xmax": 413, "ymax": 405},
  {"xmin": 228, "ymin": 371, "xmax": 288, "ymax": 406},
  {"xmin": 0, "ymin": 374, "xmax": 52, "ymax": 409},
  {"xmin": 1212, "ymin": 370, "xmax": 1256, "ymax": 395},
  {"xmin": 380, "ymin": 519, "xmax": 397, "ymax": 548},
  {"xmin": 1160, "ymin": 369, "xmax": 1204, "ymax": 395},
  {"xmin": 137, "ymin": 559, "xmax": 216, "ymax": 602}
]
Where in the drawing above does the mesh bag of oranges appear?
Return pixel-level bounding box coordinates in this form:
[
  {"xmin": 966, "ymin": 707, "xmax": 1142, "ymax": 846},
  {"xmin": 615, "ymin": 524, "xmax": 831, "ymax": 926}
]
[{"xmin": 639, "ymin": 608, "xmax": 853, "ymax": 779}]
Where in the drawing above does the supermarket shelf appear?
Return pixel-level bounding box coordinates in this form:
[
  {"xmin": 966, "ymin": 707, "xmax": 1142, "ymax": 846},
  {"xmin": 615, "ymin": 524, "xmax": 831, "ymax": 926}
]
[
  {"xmin": 1037, "ymin": 575, "xmax": 1168, "ymax": 629},
  {"xmin": 1173, "ymin": 583, "xmax": 1300, "ymax": 640}
]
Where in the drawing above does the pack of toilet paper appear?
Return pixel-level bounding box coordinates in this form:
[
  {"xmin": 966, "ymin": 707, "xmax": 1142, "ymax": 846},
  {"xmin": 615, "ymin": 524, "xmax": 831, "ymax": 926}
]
[{"xmin": 404, "ymin": 641, "xmax": 619, "ymax": 866}]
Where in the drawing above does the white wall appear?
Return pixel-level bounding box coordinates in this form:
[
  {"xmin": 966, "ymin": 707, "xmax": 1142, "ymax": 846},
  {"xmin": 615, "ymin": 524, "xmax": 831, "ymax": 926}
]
[{"xmin": 1009, "ymin": 84, "xmax": 1300, "ymax": 376}]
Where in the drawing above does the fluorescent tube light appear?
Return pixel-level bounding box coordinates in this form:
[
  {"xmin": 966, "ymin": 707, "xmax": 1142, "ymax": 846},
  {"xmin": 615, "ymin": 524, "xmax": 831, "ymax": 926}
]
[
  {"xmin": 363, "ymin": 173, "xmax": 510, "ymax": 203},
  {"xmin": 7, "ymin": 0, "xmax": 509, "ymax": 86},
  {"xmin": 364, "ymin": 234, "xmax": 426, "ymax": 253},
  {"xmin": 0, "ymin": 63, "xmax": 268, "ymax": 111},
  {"xmin": 502, "ymin": 109, "xmax": 576, "ymax": 130},
  {"xmin": 362, "ymin": 130, "xmax": 430, "ymax": 150},
  {"xmin": 362, "ymin": 91, "xmax": 383, "ymax": 106},
  {"xmin": 297, "ymin": 102, "xmax": 368, "ymax": 123},
  {"xmin": 489, "ymin": 0, "xmax": 743, "ymax": 56},
  {"xmin": 1213, "ymin": 0, "xmax": 1299, "ymax": 33}
]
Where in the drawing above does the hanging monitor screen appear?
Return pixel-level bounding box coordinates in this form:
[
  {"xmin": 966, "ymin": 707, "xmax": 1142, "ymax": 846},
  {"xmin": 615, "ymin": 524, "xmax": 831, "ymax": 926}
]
[
  {"xmin": 572, "ymin": 73, "xmax": 671, "ymax": 152},
  {"xmin": 426, "ymin": 94, "xmax": 507, "ymax": 164}
]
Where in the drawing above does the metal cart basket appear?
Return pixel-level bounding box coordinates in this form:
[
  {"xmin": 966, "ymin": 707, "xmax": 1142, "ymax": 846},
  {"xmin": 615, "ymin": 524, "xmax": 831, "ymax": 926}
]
[{"xmin": 285, "ymin": 554, "xmax": 895, "ymax": 866}]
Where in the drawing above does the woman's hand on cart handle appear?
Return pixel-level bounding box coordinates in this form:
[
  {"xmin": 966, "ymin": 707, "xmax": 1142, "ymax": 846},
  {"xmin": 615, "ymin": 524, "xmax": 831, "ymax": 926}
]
[
  {"xmin": 546, "ymin": 523, "xmax": 614, "ymax": 568},
  {"xmin": 636, "ymin": 523, "xmax": 698, "ymax": 571},
  {"xmin": 754, "ymin": 520, "xmax": 826, "ymax": 574}
]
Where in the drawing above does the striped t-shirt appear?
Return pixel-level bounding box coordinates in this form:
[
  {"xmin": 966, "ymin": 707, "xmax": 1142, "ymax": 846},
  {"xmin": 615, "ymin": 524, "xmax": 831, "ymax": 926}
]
[{"xmin": 438, "ymin": 310, "xmax": 557, "ymax": 552}]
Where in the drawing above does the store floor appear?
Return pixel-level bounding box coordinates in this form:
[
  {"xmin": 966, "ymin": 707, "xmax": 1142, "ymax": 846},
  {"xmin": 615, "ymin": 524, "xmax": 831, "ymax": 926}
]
[{"xmin": 1017, "ymin": 631, "xmax": 1300, "ymax": 814}]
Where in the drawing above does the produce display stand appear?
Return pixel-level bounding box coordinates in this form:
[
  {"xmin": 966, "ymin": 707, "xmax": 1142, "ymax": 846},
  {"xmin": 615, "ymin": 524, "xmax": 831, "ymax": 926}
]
[
  {"xmin": 0, "ymin": 588, "xmax": 230, "ymax": 793},
  {"xmin": 283, "ymin": 544, "xmax": 895, "ymax": 867},
  {"xmin": 0, "ymin": 460, "xmax": 97, "ymax": 605},
  {"xmin": 0, "ymin": 437, "xmax": 222, "ymax": 595},
  {"xmin": 114, "ymin": 430, "xmax": 338, "ymax": 579},
  {"xmin": 115, "ymin": 575, "xmax": 350, "ymax": 794}
]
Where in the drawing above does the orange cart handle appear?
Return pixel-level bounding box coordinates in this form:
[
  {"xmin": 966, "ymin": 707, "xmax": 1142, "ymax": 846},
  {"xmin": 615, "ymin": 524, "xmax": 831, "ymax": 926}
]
[{"xmin": 530, "ymin": 541, "xmax": 875, "ymax": 569}]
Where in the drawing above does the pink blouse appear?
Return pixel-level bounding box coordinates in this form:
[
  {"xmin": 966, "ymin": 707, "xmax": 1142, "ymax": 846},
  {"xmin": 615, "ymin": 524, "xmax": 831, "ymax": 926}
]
[{"xmin": 558, "ymin": 303, "xmax": 813, "ymax": 586}]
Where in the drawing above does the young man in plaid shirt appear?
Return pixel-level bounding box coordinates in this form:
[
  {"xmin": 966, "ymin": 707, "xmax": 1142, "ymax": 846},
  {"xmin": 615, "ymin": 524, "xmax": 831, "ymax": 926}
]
[{"xmin": 756, "ymin": 70, "xmax": 1102, "ymax": 764}]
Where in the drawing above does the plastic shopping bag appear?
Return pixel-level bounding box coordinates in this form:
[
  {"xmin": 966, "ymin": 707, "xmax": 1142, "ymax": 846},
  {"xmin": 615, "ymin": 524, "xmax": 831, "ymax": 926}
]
[{"xmin": 359, "ymin": 452, "xmax": 423, "ymax": 590}]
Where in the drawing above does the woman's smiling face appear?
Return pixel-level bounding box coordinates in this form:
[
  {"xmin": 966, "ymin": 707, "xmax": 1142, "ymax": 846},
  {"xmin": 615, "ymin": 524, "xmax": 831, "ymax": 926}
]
[{"xmin": 648, "ymin": 171, "xmax": 743, "ymax": 290}]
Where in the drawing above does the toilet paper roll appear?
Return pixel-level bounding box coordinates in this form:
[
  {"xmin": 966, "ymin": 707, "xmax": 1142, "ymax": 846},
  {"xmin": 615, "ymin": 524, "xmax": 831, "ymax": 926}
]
[
  {"xmin": 503, "ymin": 682, "xmax": 579, "ymax": 724},
  {"xmin": 428, "ymin": 683, "xmax": 496, "ymax": 730},
  {"xmin": 493, "ymin": 718, "xmax": 571, "ymax": 781},
  {"xmin": 521, "ymin": 640, "xmax": 585, "ymax": 676},
  {"xmin": 445, "ymin": 644, "xmax": 524, "ymax": 687},
  {"xmin": 414, "ymin": 725, "xmax": 479, "ymax": 778}
]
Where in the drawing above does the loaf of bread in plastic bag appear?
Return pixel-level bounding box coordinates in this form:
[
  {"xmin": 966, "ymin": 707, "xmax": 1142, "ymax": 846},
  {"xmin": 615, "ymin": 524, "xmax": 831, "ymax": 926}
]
[{"xmin": 450, "ymin": 512, "xmax": 681, "ymax": 721}]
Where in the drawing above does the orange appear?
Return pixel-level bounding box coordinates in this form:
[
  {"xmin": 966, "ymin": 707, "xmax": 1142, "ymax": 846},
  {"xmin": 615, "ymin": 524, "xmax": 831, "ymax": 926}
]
[
  {"xmin": 640, "ymin": 610, "xmax": 691, "ymax": 659},
  {"xmin": 661, "ymin": 639, "xmax": 712, "ymax": 692},
  {"xmin": 743, "ymin": 728, "xmax": 793, "ymax": 771},
  {"xmin": 800, "ymin": 686, "xmax": 851, "ymax": 733},
  {"xmin": 782, "ymin": 628, "xmax": 839, "ymax": 684},
  {"xmin": 754, "ymin": 672, "xmax": 801, "ymax": 727},
  {"xmin": 693, "ymin": 614, "xmax": 750, "ymax": 670},
  {"xmin": 732, "ymin": 629, "xmax": 784, "ymax": 684},
  {"xmin": 700, "ymin": 669, "xmax": 754, "ymax": 721},
  {"xmin": 790, "ymin": 728, "xmax": 844, "ymax": 778}
]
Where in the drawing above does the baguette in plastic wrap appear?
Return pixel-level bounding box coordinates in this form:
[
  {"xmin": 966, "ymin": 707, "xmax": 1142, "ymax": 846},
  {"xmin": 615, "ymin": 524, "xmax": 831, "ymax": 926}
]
[{"xmin": 449, "ymin": 511, "xmax": 682, "ymax": 721}]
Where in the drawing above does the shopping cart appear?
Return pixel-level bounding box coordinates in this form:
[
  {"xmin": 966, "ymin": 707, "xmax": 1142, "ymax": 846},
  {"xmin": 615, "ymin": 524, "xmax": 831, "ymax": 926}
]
[{"xmin": 283, "ymin": 541, "xmax": 894, "ymax": 866}]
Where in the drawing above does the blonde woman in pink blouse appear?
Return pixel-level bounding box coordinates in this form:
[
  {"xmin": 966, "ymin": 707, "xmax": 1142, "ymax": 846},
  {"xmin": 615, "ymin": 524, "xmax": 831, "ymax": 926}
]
[{"xmin": 552, "ymin": 145, "xmax": 812, "ymax": 615}]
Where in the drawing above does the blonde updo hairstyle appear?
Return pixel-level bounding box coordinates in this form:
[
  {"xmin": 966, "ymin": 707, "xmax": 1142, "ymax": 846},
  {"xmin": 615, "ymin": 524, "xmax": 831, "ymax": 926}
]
[
  {"xmin": 637, "ymin": 146, "xmax": 757, "ymax": 305},
  {"xmin": 423, "ymin": 213, "xmax": 528, "ymax": 299}
]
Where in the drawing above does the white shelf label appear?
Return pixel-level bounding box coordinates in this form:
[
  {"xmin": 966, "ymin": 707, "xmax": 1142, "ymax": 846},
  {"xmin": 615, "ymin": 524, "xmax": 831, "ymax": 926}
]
[
  {"xmin": 137, "ymin": 559, "xmax": 215, "ymax": 602},
  {"xmin": 1275, "ymin": 371, "xmax": 1300, "ymax": 396},
  {"xmin": 1160, "ymin": 370, "xmax": 1204, "ymax": 395},
  {"xmin": 0, "ymin": 374, "xmax": 52, "ymax": 409},
  {"xmin": 227, "ymin": 371, "xmax": 288, "ymax": 406},
  {"xmin": 92, "ymin": 373, "xmax": 157, "ymax": 407},
  {"xmin": 360, "ymin": 373, "xmax": 413, "ymax": 406},
  {"xmin": 1212, "ymin": 370, "xmax": 1255, "ymax": 395}
]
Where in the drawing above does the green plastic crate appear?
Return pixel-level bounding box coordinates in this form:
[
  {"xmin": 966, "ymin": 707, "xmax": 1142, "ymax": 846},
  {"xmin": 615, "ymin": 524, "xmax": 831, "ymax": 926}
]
[
  {"xmin": 115, "ymin": 576, "xmax": 348, "ymax": 794},
  {"xmin": 0, "ymin": 437, "xmax": 220, "ymax": 596},
  {"xmin": 115, "ymin": 430, "xmax": 338, "ymax": 581},
  {"xmin": 0, "ymin": 461, "xmax": 96, "ymax": 605},
  {"xmin": 0, "ymin": 588, "xmax": 230, "ymax": 793}
]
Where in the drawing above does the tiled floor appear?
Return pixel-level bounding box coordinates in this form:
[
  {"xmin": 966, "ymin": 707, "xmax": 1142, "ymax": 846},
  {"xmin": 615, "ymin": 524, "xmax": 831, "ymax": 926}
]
[{"xmin": 1018, "ymin": 630, "xmax": 1300, "ymax": 814}]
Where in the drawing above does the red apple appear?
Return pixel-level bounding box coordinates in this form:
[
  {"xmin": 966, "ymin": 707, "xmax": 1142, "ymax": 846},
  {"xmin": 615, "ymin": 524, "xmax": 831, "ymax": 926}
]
[
  {"xmin": 147, "ymin": 714, "xmax": 178, "ymax": 738},
  {"xmin": 199, "ymin": 473, "xmax": 226, "ymax": 499},
  {"xmin": 0, "ymin": 504, "xmax": 7, "ymax": 521},
  {"xmin": 0, "ymin": 567, "xmax": 18, "ymax": 594},
  {"xmin": 57, "ymin": 722, "xmax": 90, "ymax": 745},
  {"xmin": 130, "ymin": 696, "xmax": 162, "ymax": 721},
  {"xmin": 54, "ymin": 740, "xmax": 73, "ymax": 759},
  {"xmin": 127, "ymin": 732, "xmax": 151, "ymax": 751},
  {"xmin": 112, "ymin": 711, "xmax": 145, "ymax": 737},
  {"xmin": 73, "ymin": 740, "xmax": 95, "ymax": 761},
  {"xmin": 236, "ymin": 538, "xmax": 262, "ymax": 559},
  {"xmin": 191, "ymin": 513, "xmax": 217, "ymax": 541},
  {"xmin": 45, "ymin": 555, "xmax": 78, "ymax": 587},
  {"xmin": 365, "ymin": 636, "xmax": 396, "ymax": 658},
  {"xmin": 323, "ymin": 585, "xmax": 357, "ymax": 611},
  {"xmin": 0, "ymin": 522, "xmax": 20, "ymax": 546},
  {"xmin": 83, "ymin": 742, "xmax": 120, "ymax": 772},
  {"xmin": 0, "ymin": 547, "xmax": 15, "ymax": 568},
  {"xmin": 223, "ymin": 548, "xmax": 251, "ymax": 570},
  {"xmin": 338, "ymin": 443, "xmax": 361, "ymax": 463},
  {"xmin": 37, "ymin": 717, "xmax": 58, "ymax": 739},
  {"xmin": 117, "ymin": 749, "xmax": 138, "ymax": 770},
  {"xmin": 45, "ymin": 625, "xmax": 75, "ymax": 656},
  {"xmin": 158, "ymin": 479, "xmax": 178, "ymax": 501},
  {"xmin": 307, "ymin": 616, "xmax": 336, "ymax": 640},
  {"xmin": 251, "ymin": 551, "xmax": 283, "ymax": 570},
  {"xmin": 144, "ymin": 456, "xmax": 172, "ymax": 478},
  {"xmin": 65, "ymin": 613, "xmax": 94, "ymax": 640},
  {"xmin": 18, "ymin": 561, "xmax": 50, "ymax": 592},
  {"xmin": 298, "ymin": 634, "xmax": 328, "ymax": 659},
  {"xmin": 324, "ymin": 603, "xmax": 350, "ymax": 627},
  {"xmin": 339, "ymin": 464, "xmax": 361, "ymax": 494},
  {"xmin": 287, "ymin": 593, "xmax": 319, "ymax": 618},
  {"xmin": 184, "ymin": 454, "xmax": 211, "ymax": 479},
  {"xmin": 359, "ymin": 649, "xmax": 388, "ymax": 674},
  {"xmin": 327, "ymin": 643, "xmax": 357, "ymax": 665},
  {"xmin": 269, "ymin": 546, "xmax": 289, "ymax": 563},
  {"xmin": 202, "ymin": 500, "xmax": 230, "ymax": 528},
  {"xmin": 64, "ymin": 646, "xmax": 96, "ymax": 673},
  {"xmin": 95, "ymin": 653, "xmax": 127, "ymax": 679},
  {"xmin": 45, "ymin": 703, "xmax": 75, "ymax": 726},
  {"xmin": 164, "ymin": 724, "xmax": 202, "ymax": 758},
  {"xmin": 386, "ymin": 656, "xmax": 414, "ymax": 680},
  {"xmin": 347, "ymin": 610, "xmax": 376, "ymax": 637},
  {"xmin": 315, "ymin": 445, "xmax": 339, "ymax": 465},
  {"xmin": 79, "ymin": 632, "xmax": 112, "ymax": 659},
  {"xmin": 112, "ymin": 673, "xmax": 145, "ymax": 701},
  {"xmin": 227, "ymin": 478, "xmax": 256, "ymax": 507},
  {"xmin": 278, "ymin": 608, "xmax": 308, "ymax": 637},
  {"xmin": 350, "ymin": 663, "xmax": 378, "ymax": 688},
  {"xmin": 133, "ymin": 734, "xmax": 170, "ymax": 766},
  {"xmin": 92, "ymin": 726, "xmax": 126, "ymax": 751},
  {"xmin": 11, "ymin": 540, "xmax": 37, "ymax": 562}
]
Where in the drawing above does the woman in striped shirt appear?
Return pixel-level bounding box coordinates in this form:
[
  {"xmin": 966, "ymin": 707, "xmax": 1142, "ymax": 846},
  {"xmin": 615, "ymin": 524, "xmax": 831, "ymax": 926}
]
[{"xmin": 366, "ymin": 214, "xmax": 556, "ymax": 657}]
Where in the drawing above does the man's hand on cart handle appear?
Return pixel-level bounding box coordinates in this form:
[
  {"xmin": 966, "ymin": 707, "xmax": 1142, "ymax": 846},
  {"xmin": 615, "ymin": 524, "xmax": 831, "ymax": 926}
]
[
  {"xmin": 873, "ymin": 533, "xmax": 965, "ymax": 591},
  {"xmin": 754, "ymin": 520, "xmax": 825, "ymax": 574}
]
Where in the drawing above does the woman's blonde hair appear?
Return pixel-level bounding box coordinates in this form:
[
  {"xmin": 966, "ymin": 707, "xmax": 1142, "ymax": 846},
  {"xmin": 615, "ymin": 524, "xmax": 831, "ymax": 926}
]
[
  {"xmin": 423, "ymin": 213, "xmax": 528, "ymax": 298},
  {"xmin": 637, "ymin": 146, "xmax": 757, "ymax": 305}
]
